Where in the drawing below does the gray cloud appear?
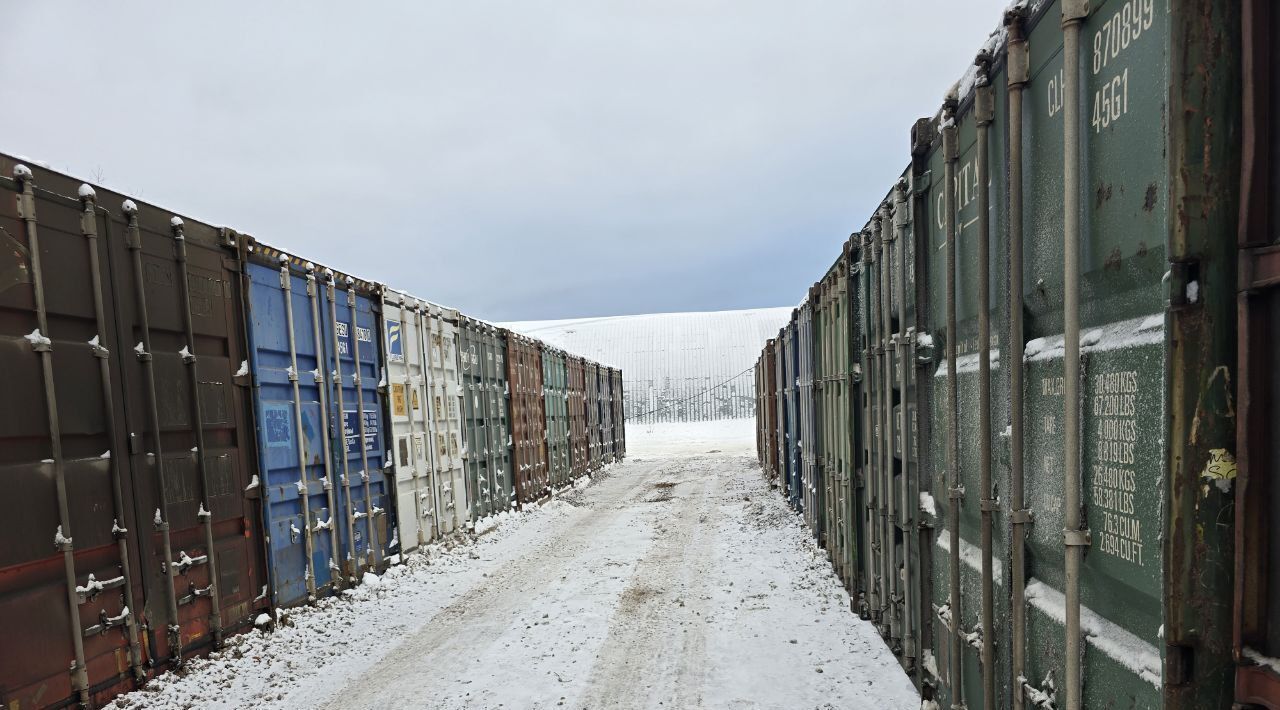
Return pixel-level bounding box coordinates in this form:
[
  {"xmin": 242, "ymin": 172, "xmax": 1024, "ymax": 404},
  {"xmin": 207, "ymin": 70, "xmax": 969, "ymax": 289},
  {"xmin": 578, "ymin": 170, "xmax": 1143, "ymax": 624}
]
[{"xmin": 3, "ymin": 1, "xmax": 1009, "ymax": 320}]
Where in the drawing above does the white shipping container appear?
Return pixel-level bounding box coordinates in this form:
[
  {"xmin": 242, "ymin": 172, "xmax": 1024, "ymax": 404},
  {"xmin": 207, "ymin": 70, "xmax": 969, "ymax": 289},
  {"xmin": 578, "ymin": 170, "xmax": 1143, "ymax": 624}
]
[{"xmin": 381, "ymin": 290, "xmax": 469, "ymax": 552}]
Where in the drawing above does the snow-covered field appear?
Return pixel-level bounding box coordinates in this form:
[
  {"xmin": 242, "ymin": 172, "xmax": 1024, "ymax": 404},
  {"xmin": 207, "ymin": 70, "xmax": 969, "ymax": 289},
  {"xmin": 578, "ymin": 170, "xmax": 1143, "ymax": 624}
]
[{"xmin": 116, "ymin": 421, "xmax": 917, "ymax": 709}]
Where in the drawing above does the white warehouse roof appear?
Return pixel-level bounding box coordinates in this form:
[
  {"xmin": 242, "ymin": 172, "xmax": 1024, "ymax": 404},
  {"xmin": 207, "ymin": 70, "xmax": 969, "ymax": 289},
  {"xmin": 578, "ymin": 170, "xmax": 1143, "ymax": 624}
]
[{"xmin": 502, "ymin": 307, "xmax": 792, "ymax": 424}]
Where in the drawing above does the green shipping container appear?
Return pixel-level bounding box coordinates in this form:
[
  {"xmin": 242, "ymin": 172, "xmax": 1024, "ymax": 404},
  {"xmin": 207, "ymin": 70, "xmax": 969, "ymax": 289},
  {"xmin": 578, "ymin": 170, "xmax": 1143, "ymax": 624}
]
[
  {"xmin": 543, "ymin": 347, "xmax": 572, "ymax": 490},
  {"xmin": 457, "ymin": 317, "xmax": 514, "ymax": 521}
]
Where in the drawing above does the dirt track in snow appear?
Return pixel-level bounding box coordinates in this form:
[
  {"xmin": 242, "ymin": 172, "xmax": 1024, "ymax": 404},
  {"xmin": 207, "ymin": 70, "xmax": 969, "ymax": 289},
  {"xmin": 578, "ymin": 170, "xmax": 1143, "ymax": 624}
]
[{"xmin": 119, "ymin": 424, "xmax": 917, "ymax": 710}]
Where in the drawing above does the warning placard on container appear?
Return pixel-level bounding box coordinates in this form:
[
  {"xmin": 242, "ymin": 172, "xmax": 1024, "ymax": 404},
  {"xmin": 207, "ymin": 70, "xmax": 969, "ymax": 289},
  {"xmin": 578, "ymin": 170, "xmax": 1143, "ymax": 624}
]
[{"xmin": 342, "ymin": 410, "xmax": 379, "ymax": 455}]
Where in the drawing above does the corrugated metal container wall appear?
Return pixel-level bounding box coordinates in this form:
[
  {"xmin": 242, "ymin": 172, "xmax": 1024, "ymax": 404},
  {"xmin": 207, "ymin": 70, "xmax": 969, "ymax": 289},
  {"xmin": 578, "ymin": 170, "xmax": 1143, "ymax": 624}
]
[
  {"xmin": 796, "ymin": 299, "xmax": 819, "ymax": 538},
  {"xmin": 238, "ymin": 243, "xmax": 395, "ymax": 609},
  {"xmin": 542, "ymin": 347, "xmax": 572, "ymax": 489},
  {"xmin": 772, "ymin": 335, "xmax": 787, "ymax": 490},
  {"xmin": 598, "ymin": 366, "xmax": 615, "ymax": 466},
  {"xmin": 783, "ymin": 316, "xmax": 802, "ymax": 510},
  {"xmin": 762, "ymin": 341, "xmax": 778, "ymax": 485},
  {"xmin": 609, "ymin": 368, "xmax": 626, "ymax": 460},
  {"xmin": 566, "ymin": 355, "xmax": 590, "ymax": 479},
  {"xmin": 457, "ymin": 318, "xmax": 513, "ymax": 520},
  {"xmin": 0, "ymin": 157, "xmax": 271, "ymax": 708},
  {"xmin": 505, "ymin": 331, "xmax": 549, "ymax": 506},
  {"xmin": 380, "ymin": 291, "xmax": 467, "ymax": 554},
  {"xmin": 583, "ymin": 360, "xmax": 602, "ymax": 471},
  {"xmin": 420, "ymin": 303, "xmax": 469, "ymax": 535}
]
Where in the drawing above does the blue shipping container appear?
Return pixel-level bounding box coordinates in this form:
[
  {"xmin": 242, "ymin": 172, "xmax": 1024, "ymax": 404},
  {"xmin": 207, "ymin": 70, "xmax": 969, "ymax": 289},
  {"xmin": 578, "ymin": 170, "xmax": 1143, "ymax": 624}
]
[{"xmin": 243, "ymin": 255, "xmax": 394, "ymax": 607}]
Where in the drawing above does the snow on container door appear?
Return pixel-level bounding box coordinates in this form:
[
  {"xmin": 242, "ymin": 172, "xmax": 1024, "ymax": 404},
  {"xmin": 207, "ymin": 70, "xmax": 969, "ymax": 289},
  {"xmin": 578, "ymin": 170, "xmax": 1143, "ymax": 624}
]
[
  {"xmin": 0, "ymin": 160, "xmax": 151, "ymax": 706},
  {"xmin": 422, "ymin": 303, "xmax": 468, "ymax": 535},
  {"xmin": 505, "ymin": 331, "xmax": 549, "ymax": 506},
  {"xmin": 241, "ymin": 254, "xmax": 344, "ymax": 607},
  {"xmin": 325, "ymin": 270, "xmax": 393, "ymax": 576},
  {"xmin": 458, "ymin": 317, "xmax": 514, "ymax": 521},
  {"xmin": 566, "ymin": 355, "xmax": 590, "ymax": 480},
  {"xmin": 542, "ymin": 346, "xmax": 572, "ymax": 489},
  {"xmin": 380, "ymin": 289, "xmax": 440, "ymax": 553}
]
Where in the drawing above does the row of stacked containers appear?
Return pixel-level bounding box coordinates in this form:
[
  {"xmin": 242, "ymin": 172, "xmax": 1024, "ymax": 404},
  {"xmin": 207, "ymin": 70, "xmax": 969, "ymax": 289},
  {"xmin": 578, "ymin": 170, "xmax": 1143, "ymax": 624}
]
[
  {"xmin": 756, "ymin": 1, "xmax": 1280, "ymax": 708},
  {"xmin": 0, "ymin": 153, "xmax": 625, "ymax": 709}
]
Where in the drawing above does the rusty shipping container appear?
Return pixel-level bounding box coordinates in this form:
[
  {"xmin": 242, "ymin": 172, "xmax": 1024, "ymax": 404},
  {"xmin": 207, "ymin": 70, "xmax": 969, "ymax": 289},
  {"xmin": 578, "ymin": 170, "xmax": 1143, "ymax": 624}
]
[
  {"xmin": 566, "ymin": 355, "xmax": 590, "ymax": 479},
  {"xmin": 0, "ymin": 155, "xmax": 270, "ymax": 708},
  {"xmin": 506, "ymin": 331, "xmax": 549, "ymax": 506}
]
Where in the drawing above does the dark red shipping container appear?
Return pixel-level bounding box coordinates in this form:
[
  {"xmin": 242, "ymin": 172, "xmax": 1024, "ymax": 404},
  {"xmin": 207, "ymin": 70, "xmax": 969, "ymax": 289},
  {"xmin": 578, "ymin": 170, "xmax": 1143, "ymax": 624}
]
[{"xmin": 0, "ymin": 155, "xmax": 269, "ymax": 708}]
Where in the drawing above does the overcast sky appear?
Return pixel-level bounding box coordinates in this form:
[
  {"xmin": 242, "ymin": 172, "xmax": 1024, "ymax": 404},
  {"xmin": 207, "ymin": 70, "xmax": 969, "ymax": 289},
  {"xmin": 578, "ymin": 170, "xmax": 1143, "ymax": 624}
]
[{"xmin": 3, "ymin": 2, "xmax": 1008, "ymax": 321}]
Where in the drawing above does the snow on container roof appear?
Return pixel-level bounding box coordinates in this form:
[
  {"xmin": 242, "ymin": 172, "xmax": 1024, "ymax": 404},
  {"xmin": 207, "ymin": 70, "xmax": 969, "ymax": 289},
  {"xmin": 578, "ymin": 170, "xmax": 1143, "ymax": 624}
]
[{"xmin": 502, "ymin": 307, "xmax": 791, "ymax": 425}]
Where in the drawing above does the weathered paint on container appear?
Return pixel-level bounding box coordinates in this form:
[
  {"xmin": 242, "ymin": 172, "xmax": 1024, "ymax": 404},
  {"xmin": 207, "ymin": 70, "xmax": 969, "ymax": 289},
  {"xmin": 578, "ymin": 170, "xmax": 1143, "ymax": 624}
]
[
  {"xmin": 506, "ymin": 331, "xmax": 549, "ymax": 506},
  {"xmin": 239, "ymin": 242, "xmax": 395, "ymax": 609},
  {"xmin": 457, "ymin": 317, "xmax": 513, "ymax": 520},
  {"xmin": 796, "ymin": 299, "xmax": 819, "ymax": 537},
  {"xmin": 0, "ymin": 155, "xmax": 270, "ymax": 708},
  {"xmin": 542, "ymin": 346, "xmax": 573, "ymax": 489},
  {"xmin": 566, "ymin": 355, "xmax": 590, "ymax": 480},
  {"xmin": 757, "ymin": 1, "xmax": 1244, "ymax": 707},
  {"xmin": 381, "ymin": 290, "xmax": 467, "ymax": 554}
]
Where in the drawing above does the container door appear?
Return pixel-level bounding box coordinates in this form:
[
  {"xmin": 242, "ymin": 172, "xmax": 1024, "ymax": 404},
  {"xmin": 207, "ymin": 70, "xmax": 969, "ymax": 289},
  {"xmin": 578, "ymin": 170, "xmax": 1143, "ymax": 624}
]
[
  {"xmin": 0, "ymin": 162, "xmax": 149, "ymax": 707},
  {"xmin": 108, "ymin": 201, "xmax": 267, "ymax": 666},
  {"xmin": 383, "ymin": 293, "xmax": 435, "ymax": 553},
  {"xmin": 426, "ymin": 310, "xmax": 468, "ymax": 534},
  {"xmin": 329, "ymin": 285, "xmax": 392, "ymax": 573},
  {"xmin": 244, "ymin": 261, "xmax": 341, "ymax": 606}
]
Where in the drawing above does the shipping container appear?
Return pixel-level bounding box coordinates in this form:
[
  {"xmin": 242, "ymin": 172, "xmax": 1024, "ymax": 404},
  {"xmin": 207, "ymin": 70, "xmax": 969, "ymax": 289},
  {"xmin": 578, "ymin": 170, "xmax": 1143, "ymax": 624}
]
[
  {"xmin": 542, "ymin": 346, "xmax": 573, "ymax": 489},
  {"xmin": 795, "ymin": 300, "xmax": 819, "ymax": 537},
  {"xmin": 237, "ymin": 241, "xmax": 395, "ymax": 608},
  {"xmin": 566, "ymin": 355, "xmax": 590, "ymax": 480},
  {"xmin": 0, "ymin": 155, "xmax": 270, "ymax": 708},
  {"xmin": 1234, "ymin": 4, "xmax": 1280, "ymax": 705},
  {"xmin": 380, "ymin": 290, "xmax": 467, "ymax": 554},
  {"xmin": 772, "ymin": 335, "xmax": 787, "ymax": 492},
  {"xmin": 506, "ymin": 331, "xmax": 549, "ymax": 506},
  {"xmin": 598, "ymin": 366, "xmax": 615, "ymax": 467},
  {"xmin": 781, "ymin": 317, "xmax": 802, "ymax": 510},
  {"xmin": 457, "ymin": 317, "xmax": 514, "ymax": 520},
  {"xmin": 755, "ymin": 1, "xmax": 1243, "ymax": 707},
  {"xmin": 583, "ymin": 360, "xmax": 602, "ymax": 470},
  {"xmin": 609, "ymin": 367, "xmax": 626, "ymax": 460}
]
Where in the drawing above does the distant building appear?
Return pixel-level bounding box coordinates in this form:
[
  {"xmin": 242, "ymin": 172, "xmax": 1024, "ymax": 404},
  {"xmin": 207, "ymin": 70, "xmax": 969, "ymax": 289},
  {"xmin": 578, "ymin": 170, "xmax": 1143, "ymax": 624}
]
[{"xmin": 503, "ymin": 307, "xmax": 791, "ymax": 424}]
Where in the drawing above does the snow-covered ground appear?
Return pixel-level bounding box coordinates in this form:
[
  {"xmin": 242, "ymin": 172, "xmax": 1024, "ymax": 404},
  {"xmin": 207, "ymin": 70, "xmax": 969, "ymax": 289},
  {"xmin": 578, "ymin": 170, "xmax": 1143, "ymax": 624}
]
[{"xmin": 116, "ymin": 421, "xmax": 917, "ymax": 710}]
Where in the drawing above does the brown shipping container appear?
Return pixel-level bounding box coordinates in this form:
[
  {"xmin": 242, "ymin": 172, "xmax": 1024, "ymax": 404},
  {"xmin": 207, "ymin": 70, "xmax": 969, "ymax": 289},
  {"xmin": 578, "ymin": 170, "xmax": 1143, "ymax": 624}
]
[
  {"xmin": 584, "ymin": 360, "xmax": 602, "ymax": 470},
  {"xmin": 0, "ymin": 156, "xmax": 269, "ymax": 708},
  {"xmin": 505, "ymin": 331, "xmax": 549, "ymax": 506},
  {"xmin": 610, "ymin": 368, "xmax": 625, "ymax": 460},
  {"xmin": 566, "ymin": 355, "xmax": 590, "ymax": 479}
]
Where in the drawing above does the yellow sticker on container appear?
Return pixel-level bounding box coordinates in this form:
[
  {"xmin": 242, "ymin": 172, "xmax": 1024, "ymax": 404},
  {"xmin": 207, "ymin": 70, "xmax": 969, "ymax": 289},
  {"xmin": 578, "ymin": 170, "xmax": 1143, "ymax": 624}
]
[
  {"xmin": 1201, "ymin": 448, "xmax": 1237, "ymax": 494},
  {"xmin": 391, "ymin": 384, "xmax": 406, "ymax": 416}
]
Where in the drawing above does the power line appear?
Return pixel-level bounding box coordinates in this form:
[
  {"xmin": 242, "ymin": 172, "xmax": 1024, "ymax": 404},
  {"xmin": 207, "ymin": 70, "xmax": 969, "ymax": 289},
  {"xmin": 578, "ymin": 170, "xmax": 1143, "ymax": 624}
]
[{"xmin": 623, "ymin": 365, "xmax": 756, "ymax": 422}]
